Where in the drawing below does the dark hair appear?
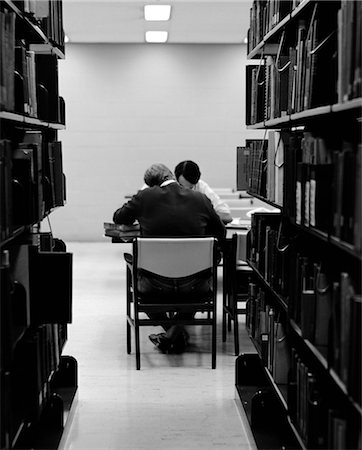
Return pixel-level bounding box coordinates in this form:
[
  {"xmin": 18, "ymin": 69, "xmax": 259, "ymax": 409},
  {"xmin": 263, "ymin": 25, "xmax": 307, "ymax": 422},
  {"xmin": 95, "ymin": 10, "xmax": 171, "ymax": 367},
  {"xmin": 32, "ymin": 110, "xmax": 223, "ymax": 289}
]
[{"xmin": 174, "ymin": 160, "xmax": 201, "ymax": 184}]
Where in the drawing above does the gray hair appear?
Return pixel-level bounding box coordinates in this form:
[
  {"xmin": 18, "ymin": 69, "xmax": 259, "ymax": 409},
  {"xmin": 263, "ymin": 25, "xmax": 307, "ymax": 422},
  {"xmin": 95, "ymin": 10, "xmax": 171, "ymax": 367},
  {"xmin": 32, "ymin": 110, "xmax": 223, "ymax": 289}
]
[{"xmin": 144, "ymin": 163, "xmax": 175, "ymax": 187}]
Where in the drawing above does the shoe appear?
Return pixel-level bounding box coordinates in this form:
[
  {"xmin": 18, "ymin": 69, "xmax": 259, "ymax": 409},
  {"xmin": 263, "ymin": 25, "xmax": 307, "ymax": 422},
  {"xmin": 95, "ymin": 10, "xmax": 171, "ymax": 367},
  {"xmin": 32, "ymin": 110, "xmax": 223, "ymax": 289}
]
[
  {"xmin": 170, "ymin": 331, "xmax": 189, "ymax": 354},
  {"xmin": 148, "ymin": 333, "xmax": 172, "ymax": 353}
]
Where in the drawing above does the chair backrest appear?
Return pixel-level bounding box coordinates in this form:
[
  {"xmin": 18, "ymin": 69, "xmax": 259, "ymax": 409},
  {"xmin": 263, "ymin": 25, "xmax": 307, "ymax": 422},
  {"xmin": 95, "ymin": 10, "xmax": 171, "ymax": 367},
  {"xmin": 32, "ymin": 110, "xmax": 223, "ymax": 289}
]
[
  {"xmin": 233, "ymin": 230, "xmax": 249, "ymax": 264},
  {"xmin": 134, "ymin": 237, "xmax": 216, "ymax": 278}
]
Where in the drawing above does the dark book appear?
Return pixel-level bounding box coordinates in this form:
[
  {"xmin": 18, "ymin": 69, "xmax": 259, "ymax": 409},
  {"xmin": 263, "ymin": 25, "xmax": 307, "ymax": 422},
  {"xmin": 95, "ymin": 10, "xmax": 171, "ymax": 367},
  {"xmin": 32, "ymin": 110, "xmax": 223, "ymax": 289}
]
[
  {"xmin": 48, "ymin": 141, "xmax": 65, "ymax": 207},
  {"xmin": 12, "ymin": 151, "xmax": 36, "ymax": 227},
  {"xmin": 332, "ymin": 150, "xmax": 344, "ymax": 239},
  {"xmin": 339, "ymin": 272, "xmax": 355, "ymax": 385},
  {"xmin": 0, "ymin": 140, "xmax": 13, "ymax": 239},
  {"xmin": 354, "ymin": 143, "xmax": 362, "ymax": 251},
  {"xmin": 272, "ymin": 321, "xmax": 290, "ymax": 385},
  {"xmin": 300, "ymin": 289, "xmax": 316, "ymax": 341},
  {"xmin": 347, "ymin": 294, "xmax": 361, "ymax": 405},
  {"xmin": 35, "ymin": 54, "xmax": 59, "ymax": 122},
  {"xmin": 0, "ymin": 11, "xmax": 15, "ymax": 111},
  {"xmin": 9, "ymin": 244, "xmax": 72, "ymax": 325},
  {"xmin": 296, "ymin": 162, "xmax": 308, "ymax": 225},
  {"xmin": 340, "ymin": 143, "xmax": 356, "ymax": 244},
  {"xmin": 305, "ymin": 373, "xmax": 326, "ymax": 449},
  {"xmin": 14, "ymin": 41, "xmax": 30, "ymax": 115},
  {"xmin": 236, "ymin": 146, "xmax": 249, "ymax": 191},
  {"xmin": 309, "ymin": 163, "xmax": 333, "ymax": 232},
  {"xmin": 314, "ymin": 271, "xmax": 332, "ymax": 352},
  {"xmin": 260, "ymin": 332, "xmax": 269, "ymax": 367},
  {"xmin": 328, "ymin": 282, "xmax": 341, "ymax": 372}
]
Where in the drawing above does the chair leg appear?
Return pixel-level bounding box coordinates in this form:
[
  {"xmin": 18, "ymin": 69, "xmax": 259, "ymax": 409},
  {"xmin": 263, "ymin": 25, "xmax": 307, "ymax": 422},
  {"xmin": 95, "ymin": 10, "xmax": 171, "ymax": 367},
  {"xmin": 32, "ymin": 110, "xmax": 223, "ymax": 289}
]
[
  {"xmin": 222, "ymin": 262, "xmax": 227, "ymax": 342},
  {"xmin": 127, "ymin": 321, "xmax": 131, "ymax": 354},
  {"xmin": 126, "ymin": 266, "xmax": 132, "ymax": 354},
  {"xmin": 233, "ymin": 299, "xmax": 240, "ymax": 356},
  {"xmin": 212, "ymin": 314, "xmax": 216, "ymax": 369},
  {"xmin": 135, "ymin": 324, "xmax": 141, "ymax": 370}
]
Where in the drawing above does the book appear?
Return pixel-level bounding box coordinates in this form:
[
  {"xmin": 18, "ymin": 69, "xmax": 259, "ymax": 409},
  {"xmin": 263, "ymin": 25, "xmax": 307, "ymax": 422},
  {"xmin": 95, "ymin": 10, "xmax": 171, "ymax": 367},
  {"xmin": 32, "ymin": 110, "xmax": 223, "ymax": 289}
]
[
  {"xmin": 236, "ymin": 146, "xmax": 249, "ymax": 191},
  {"xmin": 314, "ymin": 271, "xmax": 332, "ymax": 352},
  {"xmin": 272, "ymin": 321, "xmax": 289, "ymax": 384},
  {"xmin": 300, "ymin": 289, "xmax": 316, "ymax": 341},
  {"xmin": 309, "ymin": 164, "xmax": 333, "ymax": 232}
]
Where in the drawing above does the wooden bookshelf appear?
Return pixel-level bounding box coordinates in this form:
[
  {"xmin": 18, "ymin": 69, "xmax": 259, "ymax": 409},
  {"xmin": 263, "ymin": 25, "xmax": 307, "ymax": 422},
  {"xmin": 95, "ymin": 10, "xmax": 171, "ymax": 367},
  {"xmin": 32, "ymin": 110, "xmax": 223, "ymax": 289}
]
[
  {"xmin": 238, "ymin": 1, "xmax": 362, "ymax": 449},
  {"xmin": 0, "ymin": 1, "xmax": 76, "ymax": 448}
]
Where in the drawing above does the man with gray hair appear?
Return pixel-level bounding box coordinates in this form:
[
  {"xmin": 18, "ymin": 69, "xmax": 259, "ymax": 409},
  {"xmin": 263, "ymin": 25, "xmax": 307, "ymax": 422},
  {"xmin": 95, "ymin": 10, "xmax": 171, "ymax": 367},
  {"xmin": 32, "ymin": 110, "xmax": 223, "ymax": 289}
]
[
  {"xmin": 114, "ymin": 163, "xmax": 225, "ymax": 239},
  {"xmin": 113, "ymin": 163, "xmax": 225, "ymax": 353}
]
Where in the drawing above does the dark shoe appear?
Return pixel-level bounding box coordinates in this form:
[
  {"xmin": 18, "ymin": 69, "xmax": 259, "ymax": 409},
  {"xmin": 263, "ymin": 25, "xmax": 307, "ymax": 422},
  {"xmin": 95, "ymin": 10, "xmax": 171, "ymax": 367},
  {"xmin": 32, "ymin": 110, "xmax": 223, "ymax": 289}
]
[
  {"xmin": 148, "ymin": 333, "xmax": 172, "ymax": 353},
  {"xmin": 170, "ymin": 332, "xmax": 189, "ymax": 354}
]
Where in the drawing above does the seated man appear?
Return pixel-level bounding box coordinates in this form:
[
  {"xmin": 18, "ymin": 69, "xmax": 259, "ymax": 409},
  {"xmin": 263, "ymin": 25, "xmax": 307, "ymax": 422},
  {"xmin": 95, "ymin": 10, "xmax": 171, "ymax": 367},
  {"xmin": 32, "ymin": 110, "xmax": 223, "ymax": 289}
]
[
  {"xmin": 113, "ymin": 163, "xmax": 226, "ymax": 353},
  {"xmin": 174, "ymin": 160, "xmax": 233, "ymax": 224}
]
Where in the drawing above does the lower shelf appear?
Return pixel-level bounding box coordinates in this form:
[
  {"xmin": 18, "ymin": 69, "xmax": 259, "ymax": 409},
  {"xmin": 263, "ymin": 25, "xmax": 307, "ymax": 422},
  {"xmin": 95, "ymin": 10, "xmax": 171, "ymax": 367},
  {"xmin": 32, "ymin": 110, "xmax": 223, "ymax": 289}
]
[
  {"xmin": 235, "ymin": 352, "xmax": 302, "ymax": 450},
  {"xmin": 14, "ymin": 355, "xmax": 77, "ymax": 450}
]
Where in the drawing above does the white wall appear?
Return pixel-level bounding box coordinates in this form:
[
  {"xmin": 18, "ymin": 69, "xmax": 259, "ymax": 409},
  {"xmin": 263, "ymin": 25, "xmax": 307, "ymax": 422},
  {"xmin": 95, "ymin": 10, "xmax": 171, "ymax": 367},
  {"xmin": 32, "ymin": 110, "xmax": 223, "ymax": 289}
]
[{"xmin": 50, "ymin": 43, "xmax": 263, "ymax": 241}]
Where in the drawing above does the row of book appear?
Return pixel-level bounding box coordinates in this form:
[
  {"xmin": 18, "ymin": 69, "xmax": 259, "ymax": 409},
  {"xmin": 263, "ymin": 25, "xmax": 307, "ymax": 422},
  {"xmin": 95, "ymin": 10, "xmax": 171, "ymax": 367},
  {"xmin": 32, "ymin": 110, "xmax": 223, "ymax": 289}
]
[
  {"xmin": 290, "ymin": 253, "xmax": 361, "ymax": 406},
  {"xmin": 14, "ymin": 0, "xmax": 64, "ymax": 48},
  {"xmin": 338, "ymin": 1, "xmax": 362, "ymax": 102},
  {"xmin": 283, "ymin": 131, "xmax": 361, "ymax": 250},
  {"xmin": 245, "ymin": 279, "xmax": 361, "ymax": 448},
  {"xmin": 247, "ymin": 211, "xmax": 361, "ymax": 405},
  {"xmin": 1, "ymin": 241, "xmax": 72, "ymax": 361},
  {"xmin": 246, "ymin": 284, "xmax": 290, "ymax": 386},
  {"xmin": 289, "ymin": 348, "xmax": 360, "ymax": 450},
  {"xmin": 2, "ymin": 323, "xmax": 67, "ymax": 448},
  {"xmin": 246, "ymin": 2, "xmax": 361, "ymax": 124},
  {"xmin": 0, "ymin": 10, "xmax": 64, "ymax": 122},
  {"xmin": 247, "ymin": 0, "xmax": 292, "ymax": 53},
  {"xmin": 243, "ymin": 138, "xmax": 267, "ymax": 198},
  {"xmin": 248, "ymin": 212, "xmax": 290, "ymax": 297},
  {"xmin": 0, "ymin": 134, "xmax": 66, "ymax": 242}
]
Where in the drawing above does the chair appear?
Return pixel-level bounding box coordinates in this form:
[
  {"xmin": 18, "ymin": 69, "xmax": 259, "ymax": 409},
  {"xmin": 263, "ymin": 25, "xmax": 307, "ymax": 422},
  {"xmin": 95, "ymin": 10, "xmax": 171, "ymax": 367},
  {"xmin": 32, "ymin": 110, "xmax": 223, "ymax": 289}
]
[
  {"xmin": 126, "ymin": 237, "xmax": 218, "ymax": 369},
  {"xmin": 222, "ymin": 231, "xmax": 254, "ymax": 355}
]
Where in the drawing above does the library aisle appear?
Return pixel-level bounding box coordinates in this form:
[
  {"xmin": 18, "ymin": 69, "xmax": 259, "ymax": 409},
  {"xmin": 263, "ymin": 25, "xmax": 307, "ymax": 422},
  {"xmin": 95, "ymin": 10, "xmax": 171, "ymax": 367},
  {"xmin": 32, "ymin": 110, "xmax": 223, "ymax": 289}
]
[{"xmin": 58, "ymin": 242, "xmax": 257, "ymax": 450}]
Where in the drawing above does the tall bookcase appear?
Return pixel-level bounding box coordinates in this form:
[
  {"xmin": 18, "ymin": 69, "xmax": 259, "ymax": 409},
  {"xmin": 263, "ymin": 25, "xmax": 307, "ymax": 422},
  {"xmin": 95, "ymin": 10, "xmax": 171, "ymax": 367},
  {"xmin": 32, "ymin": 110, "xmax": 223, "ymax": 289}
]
[
  {"xmin": 236, "ymin": 1, "xmax": 361, "ymax": 449},
  {"xmin": 0, "ymin": 1, "xmax": 77, "ymax": 448}
]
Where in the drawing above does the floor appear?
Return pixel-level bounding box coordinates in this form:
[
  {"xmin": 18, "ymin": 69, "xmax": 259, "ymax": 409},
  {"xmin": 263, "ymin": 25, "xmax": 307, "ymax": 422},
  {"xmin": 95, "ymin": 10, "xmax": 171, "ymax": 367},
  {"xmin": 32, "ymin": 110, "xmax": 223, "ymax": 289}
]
[{"xmin": 58, "ymin": 242, "xmax": 257, "ymax": 450}]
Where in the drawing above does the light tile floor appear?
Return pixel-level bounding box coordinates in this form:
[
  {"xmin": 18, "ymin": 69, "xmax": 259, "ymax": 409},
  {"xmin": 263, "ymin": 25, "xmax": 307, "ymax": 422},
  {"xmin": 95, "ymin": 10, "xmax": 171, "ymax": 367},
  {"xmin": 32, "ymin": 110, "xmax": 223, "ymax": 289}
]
[{"xmin": 58, "ymin": 242, "xmax": 257, "ymax": 450}]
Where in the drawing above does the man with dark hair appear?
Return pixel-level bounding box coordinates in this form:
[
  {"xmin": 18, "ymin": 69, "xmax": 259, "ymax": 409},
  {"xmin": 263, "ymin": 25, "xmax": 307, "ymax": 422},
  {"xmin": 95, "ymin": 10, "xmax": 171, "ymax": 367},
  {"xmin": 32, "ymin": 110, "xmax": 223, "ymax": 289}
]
[
  {"xmin": 174, "ymin": 160, "xmax": 233, "ymax": 224},
  {"xmin": 113, "ymin": 163, "xmax": 226, "ymax": 353}
]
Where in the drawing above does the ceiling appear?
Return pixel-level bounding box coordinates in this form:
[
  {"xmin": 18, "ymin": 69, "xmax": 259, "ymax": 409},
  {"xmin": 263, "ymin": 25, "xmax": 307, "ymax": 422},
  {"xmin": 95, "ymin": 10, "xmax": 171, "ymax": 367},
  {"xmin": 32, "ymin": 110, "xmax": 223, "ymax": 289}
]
[{"xmin": 62, "ymin": 0, "xmax": 252, "ymax": 44}]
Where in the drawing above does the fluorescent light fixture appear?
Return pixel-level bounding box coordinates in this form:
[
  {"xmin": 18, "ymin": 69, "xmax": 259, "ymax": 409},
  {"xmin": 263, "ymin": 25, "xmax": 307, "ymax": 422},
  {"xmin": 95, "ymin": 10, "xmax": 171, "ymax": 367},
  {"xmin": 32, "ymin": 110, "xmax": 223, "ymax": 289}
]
[
  {"xmin": 144, "ymin": 5, "xmax": 171, "ymax": 21},
  {"xmin": 145, "ymin": 31, "xmax": 168, "ymax": 43}
]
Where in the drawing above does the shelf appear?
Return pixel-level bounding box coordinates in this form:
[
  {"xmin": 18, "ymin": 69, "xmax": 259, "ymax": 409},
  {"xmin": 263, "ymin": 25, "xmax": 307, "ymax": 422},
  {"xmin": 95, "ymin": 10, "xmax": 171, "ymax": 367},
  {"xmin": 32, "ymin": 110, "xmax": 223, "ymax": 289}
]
[
  {"xmin": 0, "ymin": 111, "xmax": 65, "ymax": 130},
  {"xmin": 331, "ymin": 97, "xmax": 362, "ymax": 114},
  {"xmin": 290, "ymin": 0, "xmax": 313, "ymax": 19},
  {"xmin": 289, "ymin": 320, "xmax": 362, "ymax": 416},
  {"xmin": 263, "ymin": 13, "xmax": 291, "ymax": 42},
  {"xmin": 3, "ymin": 0, "xmax": 65, "ymax": 58},
  {"xmin": 0, "ymin": 226, "xmax": 27, "ymax": 249},
  {"xmin": 29, "ymin": 43, "xmax": 65, "ymax": 59},
  {"xmin": 290, "ymin": 220, "xmax": 361, "ymax": 261},
  {"xmin": 290, "ymin": 105, "xmax": 332, "ymax": 121},
  {"xmin": 246, "ymin": 191, "xmax": 283, "ymax": 211},
  {"xmin": 247, "ymin": 0, "xmax": 314, "ymax": 59},
  {"xmin": 247, "ymin": 262, "xmax": 288, "ymax": 312}
]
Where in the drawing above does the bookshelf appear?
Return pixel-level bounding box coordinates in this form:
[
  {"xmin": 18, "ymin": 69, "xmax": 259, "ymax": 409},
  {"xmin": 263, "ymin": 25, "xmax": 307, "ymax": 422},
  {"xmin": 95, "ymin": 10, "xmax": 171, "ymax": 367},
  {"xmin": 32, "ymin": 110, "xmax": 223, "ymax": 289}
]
[
  {"xmin": 0, "ymin": 1, "xmax": 77, "ymax": 449},
  {"xmin": 237, "ymin": 1, "xmax": 361, "ymax": 449}
]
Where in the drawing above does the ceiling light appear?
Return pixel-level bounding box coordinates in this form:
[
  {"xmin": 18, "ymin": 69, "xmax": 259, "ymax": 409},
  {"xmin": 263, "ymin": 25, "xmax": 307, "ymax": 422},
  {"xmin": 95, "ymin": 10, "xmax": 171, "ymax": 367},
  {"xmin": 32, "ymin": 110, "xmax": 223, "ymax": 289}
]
[
  {"xmin": 64, "ymin": 35, "xmax": 70, "ymax": 43},
  {"xmin": 145, "ymin": 31, "xmax": 168, "ymax": 43},
  {"xmin": 144, "ymin": 5, "xmax": 171, "ymax": 21}
]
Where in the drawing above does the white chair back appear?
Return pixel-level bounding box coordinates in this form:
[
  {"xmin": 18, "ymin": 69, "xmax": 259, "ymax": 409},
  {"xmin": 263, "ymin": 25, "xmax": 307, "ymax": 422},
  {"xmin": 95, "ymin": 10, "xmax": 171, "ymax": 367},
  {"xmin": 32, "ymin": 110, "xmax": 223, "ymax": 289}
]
[{"xmin": 135, "ymin": 237, "xmax": 215, "ymax": 278}]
